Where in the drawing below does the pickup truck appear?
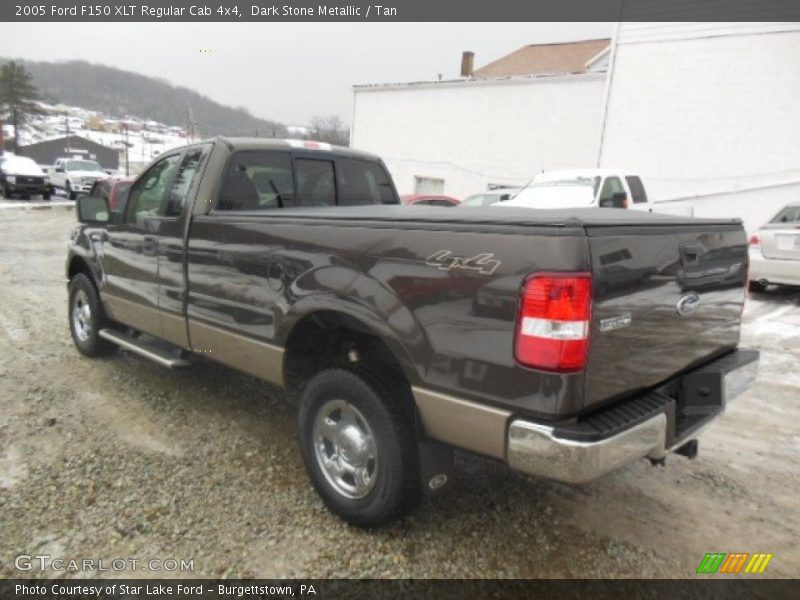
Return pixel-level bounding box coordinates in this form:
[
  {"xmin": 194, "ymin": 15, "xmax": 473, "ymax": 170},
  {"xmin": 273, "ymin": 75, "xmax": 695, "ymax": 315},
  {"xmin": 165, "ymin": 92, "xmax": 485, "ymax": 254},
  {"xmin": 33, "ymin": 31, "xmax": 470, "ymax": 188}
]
[
  {"xmin": 66, "ymin": 138, "xmax": 759, "ymax": 526},
  {"xmin": 501, "ymin": 168, "xmax": 654, "ymax": 212},
  {"xmin": 51, "ymin": 158, "xmax": 108, "ymax": 200}
]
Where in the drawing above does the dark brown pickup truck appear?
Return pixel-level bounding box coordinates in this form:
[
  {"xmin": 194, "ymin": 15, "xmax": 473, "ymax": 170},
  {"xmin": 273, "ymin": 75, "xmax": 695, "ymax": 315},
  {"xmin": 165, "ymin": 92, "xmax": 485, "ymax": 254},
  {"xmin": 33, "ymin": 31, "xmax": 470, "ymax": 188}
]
[{"xmin": 66, "ymin": 138, "xmax": 759, "ymax": 526}]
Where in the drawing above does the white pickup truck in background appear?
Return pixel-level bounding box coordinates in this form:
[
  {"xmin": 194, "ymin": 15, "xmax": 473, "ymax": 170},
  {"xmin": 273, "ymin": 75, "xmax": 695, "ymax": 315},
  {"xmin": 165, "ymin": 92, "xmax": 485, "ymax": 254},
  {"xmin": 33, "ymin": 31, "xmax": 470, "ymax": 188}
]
[
  {"xmin": 498, "ymin": 169, "xmax": 655, "ymax": 212},
  {"xmin": 50, "ymin": 158, "xmax": 108, "ymax": 200}
]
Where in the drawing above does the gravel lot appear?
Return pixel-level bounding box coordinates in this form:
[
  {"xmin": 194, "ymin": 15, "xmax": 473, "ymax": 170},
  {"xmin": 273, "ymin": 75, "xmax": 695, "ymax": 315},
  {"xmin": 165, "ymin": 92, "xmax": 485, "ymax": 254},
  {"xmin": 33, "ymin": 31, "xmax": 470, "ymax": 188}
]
[{"xmin": 0, "ymin": 206, "xmax": 798, "ymax": 578}]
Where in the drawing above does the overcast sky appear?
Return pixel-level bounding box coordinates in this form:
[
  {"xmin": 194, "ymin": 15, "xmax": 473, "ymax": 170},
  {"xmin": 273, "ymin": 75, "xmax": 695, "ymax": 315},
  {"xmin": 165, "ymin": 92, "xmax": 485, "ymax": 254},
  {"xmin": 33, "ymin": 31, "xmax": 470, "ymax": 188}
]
[{"xmin": 0, "ymin": 22, "xmax": 612, "ymax": 126}]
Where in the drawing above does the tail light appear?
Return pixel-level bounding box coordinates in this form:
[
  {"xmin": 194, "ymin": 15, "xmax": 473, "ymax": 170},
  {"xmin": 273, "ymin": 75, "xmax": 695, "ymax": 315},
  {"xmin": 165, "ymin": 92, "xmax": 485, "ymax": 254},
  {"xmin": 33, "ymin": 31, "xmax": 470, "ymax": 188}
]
[
  {"xmin": 749, "ymin": 234, "xmax": 760, "ymax": 248},
  {"xmin": 515, "ymin": 273, "xmax": 592, "ymax": 372}
]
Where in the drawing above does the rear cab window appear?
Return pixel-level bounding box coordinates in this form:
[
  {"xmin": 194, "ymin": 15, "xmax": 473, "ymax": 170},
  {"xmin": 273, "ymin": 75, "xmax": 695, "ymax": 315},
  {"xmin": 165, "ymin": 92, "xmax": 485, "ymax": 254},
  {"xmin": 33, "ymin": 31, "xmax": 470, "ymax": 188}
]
[
  {"xmin": 215, "ymin": 150, "xmax": 397, "ymax": 211},
  {"xmin": 625, "ymin": 176, "xmax": 648, "ymax": 204}
]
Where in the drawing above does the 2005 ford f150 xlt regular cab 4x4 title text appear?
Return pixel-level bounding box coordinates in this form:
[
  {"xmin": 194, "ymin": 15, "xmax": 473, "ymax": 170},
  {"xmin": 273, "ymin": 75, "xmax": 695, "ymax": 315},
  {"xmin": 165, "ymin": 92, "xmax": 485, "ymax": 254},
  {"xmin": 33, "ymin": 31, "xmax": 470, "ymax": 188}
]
[{"xmin": 65, "ymin": 138, "xmax": 759, "ymax": 526}]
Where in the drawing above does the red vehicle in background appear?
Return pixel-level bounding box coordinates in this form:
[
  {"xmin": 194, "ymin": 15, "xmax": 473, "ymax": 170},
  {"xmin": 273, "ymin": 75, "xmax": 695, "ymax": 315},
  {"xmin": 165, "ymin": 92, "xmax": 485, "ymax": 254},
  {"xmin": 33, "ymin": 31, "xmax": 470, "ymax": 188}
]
[
  {"xmin": 400, "ymin": 194, "xmax": 461, "ymax": 207},
  {"xmin": 87, "ymin": 178, "xmax": 134, "ymax": 211}
]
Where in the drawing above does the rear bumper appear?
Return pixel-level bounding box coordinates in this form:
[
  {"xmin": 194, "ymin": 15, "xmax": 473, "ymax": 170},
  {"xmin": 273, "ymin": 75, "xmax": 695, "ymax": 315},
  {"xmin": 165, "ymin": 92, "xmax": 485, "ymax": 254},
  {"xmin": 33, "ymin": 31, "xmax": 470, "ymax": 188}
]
[
  {"xmin": 750, "ymin": 251, "xmax": 800, "ymax": 286},
  {"xmin": 506, "ymin": 349, "xmax": 759, "ymax": 483}
]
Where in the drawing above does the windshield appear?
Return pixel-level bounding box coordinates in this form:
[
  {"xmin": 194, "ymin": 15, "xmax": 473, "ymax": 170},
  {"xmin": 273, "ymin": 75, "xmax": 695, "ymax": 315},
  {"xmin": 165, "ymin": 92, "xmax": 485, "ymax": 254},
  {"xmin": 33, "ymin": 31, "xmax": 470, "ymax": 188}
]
[
  {"xmin": 770, "ymin": 205, "xmax": 800, "ymax": 224},
  {"xmin": 499, "ymin": 177, "xmax": 598, "ymax": 209},
  {"xmin": 66, "ymin": 160, "xmax": 103, "ymax": 172},
  {"xmin": 2, "ymin": 156, "xmax": 43, "ymax": 176}
]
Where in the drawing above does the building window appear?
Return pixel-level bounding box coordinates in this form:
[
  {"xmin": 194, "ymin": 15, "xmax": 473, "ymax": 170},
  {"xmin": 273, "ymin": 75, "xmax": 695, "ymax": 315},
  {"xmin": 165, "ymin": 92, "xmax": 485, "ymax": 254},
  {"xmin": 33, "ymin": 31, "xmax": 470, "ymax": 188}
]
[{"xmin": 414, "ymin": 176, "xmax": 445, "ymax": 195}]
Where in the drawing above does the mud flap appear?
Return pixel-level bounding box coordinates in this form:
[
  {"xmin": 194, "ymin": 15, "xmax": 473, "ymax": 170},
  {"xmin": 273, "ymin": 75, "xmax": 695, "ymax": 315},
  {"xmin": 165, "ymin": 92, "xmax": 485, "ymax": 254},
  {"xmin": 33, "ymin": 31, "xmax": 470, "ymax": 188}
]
[{"xmin": 417, "ymin": 440, "xmax": 454, "ymax": 497}]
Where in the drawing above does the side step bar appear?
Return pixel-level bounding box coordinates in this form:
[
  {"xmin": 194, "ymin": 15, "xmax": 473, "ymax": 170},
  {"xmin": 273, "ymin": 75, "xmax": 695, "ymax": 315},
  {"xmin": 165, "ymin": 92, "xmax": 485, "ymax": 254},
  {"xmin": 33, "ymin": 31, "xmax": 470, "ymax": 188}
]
[{"xmin": 98, "ymin": 328, "xmax": 192, "ymax": 369}]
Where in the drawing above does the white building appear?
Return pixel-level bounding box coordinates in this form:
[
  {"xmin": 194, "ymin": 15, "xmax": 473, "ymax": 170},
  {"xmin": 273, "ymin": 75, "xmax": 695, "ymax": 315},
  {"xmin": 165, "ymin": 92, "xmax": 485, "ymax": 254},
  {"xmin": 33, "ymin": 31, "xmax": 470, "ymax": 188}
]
[
  {"xmin": 598, "ymin": 23, "xmax": 800, "ymax": 232},
  {"xmin": 351, "ymin": 40, "xmax": 611, "ymax": 198}
]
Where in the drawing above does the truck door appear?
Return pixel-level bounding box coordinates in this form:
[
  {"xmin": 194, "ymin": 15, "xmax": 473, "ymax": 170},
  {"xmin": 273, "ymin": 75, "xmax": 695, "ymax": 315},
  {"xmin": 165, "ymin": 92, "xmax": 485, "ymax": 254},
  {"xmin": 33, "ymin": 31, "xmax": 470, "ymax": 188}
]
[
  {"xmin": 155, "ymin": 145, "xmax": 212, "ymax": 347},
  {"xmin": 101, "ymin": 152, "xmax": 182, "ymax": 338}
]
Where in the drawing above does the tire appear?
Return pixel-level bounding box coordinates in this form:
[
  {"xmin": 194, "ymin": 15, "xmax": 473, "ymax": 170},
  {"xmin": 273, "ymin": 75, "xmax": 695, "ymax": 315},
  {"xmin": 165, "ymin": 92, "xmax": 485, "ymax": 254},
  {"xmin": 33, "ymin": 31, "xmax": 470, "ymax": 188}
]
[
  {"xmin": 67, "ymin": 182, "xmax": 76, "ymax": 201},
  {"xmin": 298, "ymin": 367, "xmax": 420, "ymax": 527},
  {"xmin": 68, "ymin": 273, "xmax": 115, "ymax": 357},
  {"xmin": 43, "ymin": 192, "xmax": 51, "ymax": 200},
  {"xmin": 1, "ymin": 182, "xmax": 11, "ymax": 199},
  {"xmin": 748, "ymin": 280, "xmax": 768, "ymax": 293}
]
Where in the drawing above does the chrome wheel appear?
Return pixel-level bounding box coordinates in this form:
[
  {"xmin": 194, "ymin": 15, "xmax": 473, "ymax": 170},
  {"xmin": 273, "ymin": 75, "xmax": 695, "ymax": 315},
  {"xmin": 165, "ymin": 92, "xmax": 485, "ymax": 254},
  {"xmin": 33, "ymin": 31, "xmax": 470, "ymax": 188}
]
[
  {"xmin": 72, "ymin": 289, "xmax": 92, "ymax": 342},
  {"xmin": 313, "ymin": 398, "xmax": 378, "ymax": 499}
]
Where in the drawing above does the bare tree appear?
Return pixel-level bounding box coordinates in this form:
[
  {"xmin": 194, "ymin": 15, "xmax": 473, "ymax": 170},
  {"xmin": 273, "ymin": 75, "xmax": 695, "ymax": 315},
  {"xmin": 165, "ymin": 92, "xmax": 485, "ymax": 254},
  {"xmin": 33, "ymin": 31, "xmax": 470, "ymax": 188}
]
[{"xmin": 308, "ymin": 115, "xmax": 350, "ymax": 147}]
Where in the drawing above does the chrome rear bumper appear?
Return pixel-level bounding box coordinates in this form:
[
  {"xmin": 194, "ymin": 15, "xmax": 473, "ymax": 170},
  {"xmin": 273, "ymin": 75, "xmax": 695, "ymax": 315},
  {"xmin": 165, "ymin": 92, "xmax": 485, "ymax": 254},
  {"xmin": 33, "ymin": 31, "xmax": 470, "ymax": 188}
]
[
  {"xmin": 507, "ymin": 349, "xmax": 759, "ymax": 484},
  {"xmin": 507, "ymin": 413, "xmax": 667, "ymax": 483}
]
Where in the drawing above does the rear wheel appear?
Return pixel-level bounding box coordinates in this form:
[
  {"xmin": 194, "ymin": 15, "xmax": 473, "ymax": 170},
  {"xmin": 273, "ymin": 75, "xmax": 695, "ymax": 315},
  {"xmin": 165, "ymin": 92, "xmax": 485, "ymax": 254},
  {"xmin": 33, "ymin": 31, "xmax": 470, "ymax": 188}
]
[
  {"xmin": 68, "ymin": 273, "xmax": 115, "ymax": 357},
  {"xmin": 298, "ymin": 367, "xmax": 420, "ymax": 527}
]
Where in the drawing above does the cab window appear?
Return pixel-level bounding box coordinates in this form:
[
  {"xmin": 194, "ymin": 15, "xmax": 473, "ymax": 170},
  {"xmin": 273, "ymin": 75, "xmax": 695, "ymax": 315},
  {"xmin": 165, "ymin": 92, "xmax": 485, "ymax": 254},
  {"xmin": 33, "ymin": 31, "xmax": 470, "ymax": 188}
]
[
  {"xmin": 126, "ymin": 154, "xmax": 181, "ymax": 224},
  {"xmin": 625, "ymin": 176, "xmax": 648, "ymax": 204},
  {"xmin": 166, "ymin": 147, "xmax": 209, "ymax": 216},
  {"xmin": 217, "ymin": 151, "xmax": 294, "ymax": 211},
  {"xmin": 598, "ymin": 177, "xmax": 626, "ymax": 208},
  {"xmin": 295, "ymin": 159, "xmax": 335, "ymax": 207},
  {"xmin": 337, "ymin": 158, "xmax": 397, "ymax": 205}
]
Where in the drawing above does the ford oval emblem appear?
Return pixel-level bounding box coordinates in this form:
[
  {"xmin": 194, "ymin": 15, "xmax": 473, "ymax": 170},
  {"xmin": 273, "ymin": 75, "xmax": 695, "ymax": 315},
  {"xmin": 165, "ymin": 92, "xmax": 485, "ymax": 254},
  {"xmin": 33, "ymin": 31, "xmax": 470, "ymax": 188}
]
[{"xmin": 676, "ymin": 292, "xmax": 701, "ymax": 317}]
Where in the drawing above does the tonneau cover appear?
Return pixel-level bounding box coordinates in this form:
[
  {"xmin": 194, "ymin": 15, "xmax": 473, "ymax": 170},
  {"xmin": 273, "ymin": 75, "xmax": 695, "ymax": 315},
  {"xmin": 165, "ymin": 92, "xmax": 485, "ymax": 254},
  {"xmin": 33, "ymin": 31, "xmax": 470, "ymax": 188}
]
[{"xmin": 219, "ymin": 205, "xmax": 742, "ymax": 228}]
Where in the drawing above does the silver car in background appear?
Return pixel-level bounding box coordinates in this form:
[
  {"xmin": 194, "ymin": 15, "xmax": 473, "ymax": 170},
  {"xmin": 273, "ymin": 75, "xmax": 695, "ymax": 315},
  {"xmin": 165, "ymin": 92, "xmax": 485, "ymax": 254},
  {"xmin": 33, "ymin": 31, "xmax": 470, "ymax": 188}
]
[{"xmin": 749, "ymin": 201, "xmax": 800, "ymax": 291}]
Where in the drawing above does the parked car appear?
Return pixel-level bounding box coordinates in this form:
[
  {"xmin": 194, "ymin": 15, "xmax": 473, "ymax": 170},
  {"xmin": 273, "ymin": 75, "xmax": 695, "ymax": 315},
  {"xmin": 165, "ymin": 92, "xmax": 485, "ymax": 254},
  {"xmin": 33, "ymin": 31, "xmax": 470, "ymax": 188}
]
[
  {"xmin": 400, "ymin": 194, "xmax": 460, "ymax": 207},
  {"xmin": 50, "ymin": 158, "xmax": 108, "ymax": 200},
  {"xmin": 86, "ymin": 177, "xmax": 134, "ymax": 212},
  {"xmin": 66, "ymin": 137, "xmax": 757, "ymax": 526},
  {"xmin": 0, "ymin": 155, "xmax": 51, "ymax": 200},
  {"xmin": 748, "ymin": 201, "xmax": 800, "ymax": 291},
  {"xmin": 461, "ymin": 188, "xmax": 522, "ymax": 207},
  {"xmin": 498, "ymin": 169, "xmax": 654, "ymax": 212}
]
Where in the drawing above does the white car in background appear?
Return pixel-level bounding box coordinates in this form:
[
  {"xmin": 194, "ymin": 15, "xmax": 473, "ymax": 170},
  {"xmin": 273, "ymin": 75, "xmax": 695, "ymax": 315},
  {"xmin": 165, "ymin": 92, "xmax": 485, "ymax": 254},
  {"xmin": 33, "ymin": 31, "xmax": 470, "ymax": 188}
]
[
  {"xmin": 50, "ymin": 158, "xmax": 108, "ymax": 200},
  {"xmin": 461, "ymin": 188, "xmax": 522, "ymax": 207},
  {"xmin": 749, "ymin": 202, "xmax": 800, "ymax": 292},
  {"xmin": 497, "ymin": 169, "xmax": 655, "ymax": 212}
]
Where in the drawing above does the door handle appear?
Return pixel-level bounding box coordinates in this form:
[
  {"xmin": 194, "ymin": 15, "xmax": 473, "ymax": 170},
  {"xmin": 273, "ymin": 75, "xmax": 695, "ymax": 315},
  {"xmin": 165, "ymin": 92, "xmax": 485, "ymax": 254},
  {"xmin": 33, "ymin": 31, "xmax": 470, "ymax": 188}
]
[{"xmin": 142, "ymin": 236, "xmax": 158, "ymax": 256}]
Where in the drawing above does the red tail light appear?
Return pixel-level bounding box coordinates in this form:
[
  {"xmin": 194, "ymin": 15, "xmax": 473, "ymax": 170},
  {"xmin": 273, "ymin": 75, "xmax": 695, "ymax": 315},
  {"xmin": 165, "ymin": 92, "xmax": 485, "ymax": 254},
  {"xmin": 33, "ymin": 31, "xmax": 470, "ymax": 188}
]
[
  {"xmin": 749, "ymin": 234, "xmax": 760, "ymax": 248},
  {"xmin": 515, "ymin": 273, "xmax": 592, "ymax": 372}
]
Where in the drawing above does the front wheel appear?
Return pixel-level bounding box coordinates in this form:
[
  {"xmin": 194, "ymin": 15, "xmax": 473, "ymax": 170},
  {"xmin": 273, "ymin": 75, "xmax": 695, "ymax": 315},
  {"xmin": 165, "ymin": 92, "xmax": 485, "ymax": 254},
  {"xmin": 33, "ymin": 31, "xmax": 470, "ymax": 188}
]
[
  {"xmin": 66, "ymin": 182, "xmax": 76, "ymax": 200},
  {"xmin": 298, "ymin": 367, "xmax": 420, "ymax": 527},
  {"xmin": 68, "ymin": 273, "xmax": 115, "ymax": 357},
  {"xmin": 1, "ymin": 182, "xmax": 11, "ymax": 199}
]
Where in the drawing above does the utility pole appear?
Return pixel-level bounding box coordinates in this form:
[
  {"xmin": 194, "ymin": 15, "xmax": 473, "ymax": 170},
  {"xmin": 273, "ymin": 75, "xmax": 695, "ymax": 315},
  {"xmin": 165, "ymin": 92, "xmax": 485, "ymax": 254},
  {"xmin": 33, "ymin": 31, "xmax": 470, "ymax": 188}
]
[
  {"xmin": 65, "ymin": 116, "xmax": 71, "ymax": 156},
  {"xmin": 123, "ymin": 123, "xmax": 129, "ymax": 177}
]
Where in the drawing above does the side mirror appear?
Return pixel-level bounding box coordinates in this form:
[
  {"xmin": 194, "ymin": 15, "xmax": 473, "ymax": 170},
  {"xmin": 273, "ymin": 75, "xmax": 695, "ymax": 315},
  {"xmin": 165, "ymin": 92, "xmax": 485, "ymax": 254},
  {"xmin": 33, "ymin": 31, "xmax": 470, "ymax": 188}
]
[{"xmin": 77, "ymin": 195, "xmax": 109, "ymax": 224}]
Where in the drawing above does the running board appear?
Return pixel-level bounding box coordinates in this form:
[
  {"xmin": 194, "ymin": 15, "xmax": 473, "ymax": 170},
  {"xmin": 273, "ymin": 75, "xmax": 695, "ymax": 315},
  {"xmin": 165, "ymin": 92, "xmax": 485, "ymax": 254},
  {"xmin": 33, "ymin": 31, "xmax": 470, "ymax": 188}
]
[{"xmin": 98, "ymin": 329, "xmax": 192, "ymax": 369}]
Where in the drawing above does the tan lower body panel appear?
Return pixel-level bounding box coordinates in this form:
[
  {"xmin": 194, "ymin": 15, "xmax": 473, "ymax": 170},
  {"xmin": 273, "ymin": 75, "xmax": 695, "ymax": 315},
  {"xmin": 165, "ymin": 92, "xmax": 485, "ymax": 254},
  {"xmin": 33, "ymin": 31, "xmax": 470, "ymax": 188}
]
[
  {"xmin": 102, "ymin": 293, "xmax": 163, "ymax": 339},
  {"xmin": 160, "ymin": 309, "xmax": 190, "ymax": 348},
  {"xmin": 188, "ymin": 320, "xmax": 284, "ymax": 387},
  {"xmin": 411, "ymin": 386, "xmax": 511, "ymax": 460}
]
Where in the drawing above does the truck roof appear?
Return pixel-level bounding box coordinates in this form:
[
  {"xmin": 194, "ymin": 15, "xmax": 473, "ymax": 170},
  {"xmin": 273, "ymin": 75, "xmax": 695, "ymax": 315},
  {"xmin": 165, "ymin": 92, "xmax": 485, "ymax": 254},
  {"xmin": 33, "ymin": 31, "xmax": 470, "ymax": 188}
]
[
  {"xmin": 216, "ymin": 137, "xmax": 382, "ymax": 162},
  {"xmin": 533, "ymin": 168, "xmax": 641, "ymax": 181}
]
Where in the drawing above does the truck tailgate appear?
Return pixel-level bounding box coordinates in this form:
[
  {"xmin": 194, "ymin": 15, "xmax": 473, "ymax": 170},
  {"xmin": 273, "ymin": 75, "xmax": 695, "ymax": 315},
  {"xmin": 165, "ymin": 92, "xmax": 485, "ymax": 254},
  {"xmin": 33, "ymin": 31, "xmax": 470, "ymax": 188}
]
[{"xmin": 584, "ymin": 224, "xmax": 748, "ymax": 409}]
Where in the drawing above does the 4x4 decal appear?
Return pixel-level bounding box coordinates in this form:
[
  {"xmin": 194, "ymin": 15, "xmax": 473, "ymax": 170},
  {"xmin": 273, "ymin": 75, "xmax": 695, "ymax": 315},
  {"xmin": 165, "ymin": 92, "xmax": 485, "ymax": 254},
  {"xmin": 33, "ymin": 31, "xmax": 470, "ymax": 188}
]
[{"xmin": 425, "ymin": 250, "xmax": 501, "ymax": 276}]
